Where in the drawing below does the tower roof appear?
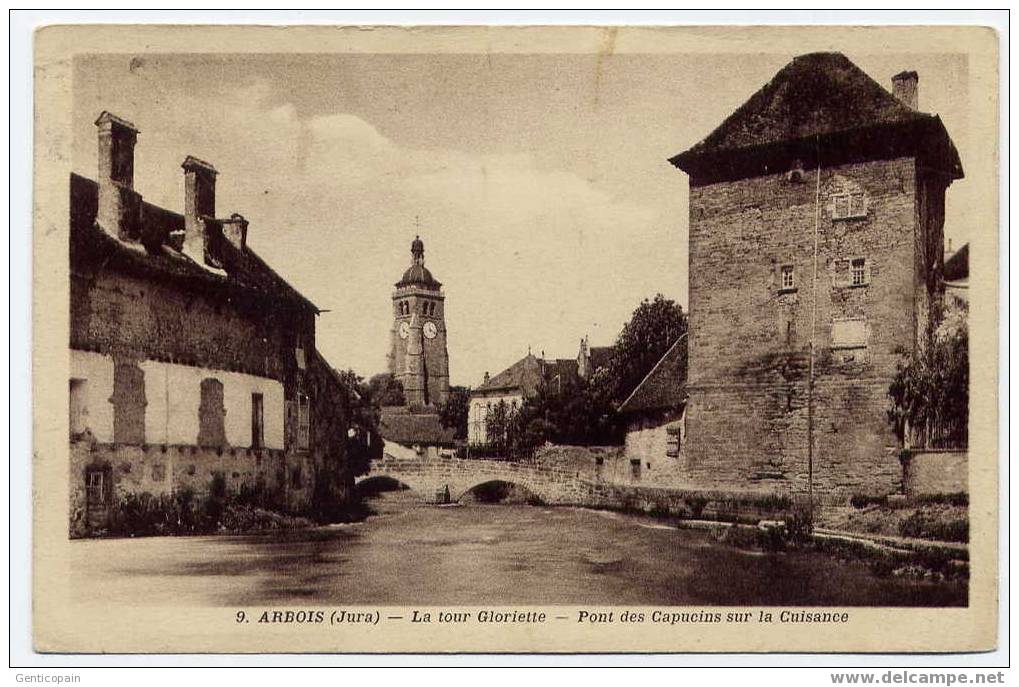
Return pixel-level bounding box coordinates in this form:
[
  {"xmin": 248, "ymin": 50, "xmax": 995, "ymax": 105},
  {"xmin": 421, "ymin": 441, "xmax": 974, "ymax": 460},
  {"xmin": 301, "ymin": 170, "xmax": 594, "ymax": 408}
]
[
  {"xmin": 670, "ymin": 52, "xmax": 963, "ymax": 184},
  {"xmin": 396, "ymin": 234, "xmax": 442, "ymax": 288},
  {"xmin": 397, "ymin": 264, "xmax": 441, "ymax": 288}
]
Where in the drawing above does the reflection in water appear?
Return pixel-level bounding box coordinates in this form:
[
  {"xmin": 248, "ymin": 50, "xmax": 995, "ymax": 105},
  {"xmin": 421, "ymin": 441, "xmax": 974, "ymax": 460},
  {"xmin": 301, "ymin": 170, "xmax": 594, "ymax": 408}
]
[{"xmin": 71, "ymin": 490, "xmax": 966, "ymax": 607}]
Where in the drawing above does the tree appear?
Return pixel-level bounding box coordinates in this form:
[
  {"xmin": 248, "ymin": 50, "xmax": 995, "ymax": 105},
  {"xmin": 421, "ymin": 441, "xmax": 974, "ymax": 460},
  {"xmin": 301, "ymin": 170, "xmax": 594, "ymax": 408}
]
[
  {"xmin": 888, "ymin": 297, "xmax": 968, "ymax": 448},
  {"xmin": 513, "ymin": 367, "xmax": 624, "ymax": 449},
  {"xmin": 332, "ymin": 369, "xmax": 384, "ymax": 466},
  {"xmin": 367, "ymin": 373, "xmax": 405, "ymax": 407},
  {"xmin": 604, "ymin": 294, "xmax": 687, "ymax": 401},
  {"xmin": 484, "ymin": 400, "xmax": 511, "ymax": 456},
  {"xmin": 439, "ymin": 386, "xmax": 470, "ymax": 440}
]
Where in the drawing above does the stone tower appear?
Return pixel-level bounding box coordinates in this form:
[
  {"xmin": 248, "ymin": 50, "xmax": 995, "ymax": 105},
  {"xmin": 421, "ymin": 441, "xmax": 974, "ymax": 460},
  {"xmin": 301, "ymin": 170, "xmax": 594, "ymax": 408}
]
[
  {"xmin": 669, "ymin": 53, "xmax": 962, "ymax": 497},
  {"xmin": 387, "ymin": 236, "xmax": 450, "ymax": 407}
]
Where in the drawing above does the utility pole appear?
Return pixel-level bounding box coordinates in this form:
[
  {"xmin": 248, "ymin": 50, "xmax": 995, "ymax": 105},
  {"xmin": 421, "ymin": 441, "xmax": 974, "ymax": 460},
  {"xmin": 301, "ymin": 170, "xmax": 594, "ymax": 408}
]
[{"xmin": 807, "ymin": 141, "xmax": 822, "ymax": 522}]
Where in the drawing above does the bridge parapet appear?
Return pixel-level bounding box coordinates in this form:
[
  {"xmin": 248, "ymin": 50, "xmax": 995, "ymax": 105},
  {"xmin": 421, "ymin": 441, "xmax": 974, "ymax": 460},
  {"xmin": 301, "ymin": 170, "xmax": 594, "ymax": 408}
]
[{"xmin": 357, "ymin": 454, "xmax": 595, "ymax": 505}]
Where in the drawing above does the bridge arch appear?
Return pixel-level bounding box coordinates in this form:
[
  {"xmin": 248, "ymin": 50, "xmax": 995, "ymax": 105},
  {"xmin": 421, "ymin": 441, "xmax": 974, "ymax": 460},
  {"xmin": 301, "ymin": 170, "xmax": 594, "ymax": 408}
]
[
  {"xmin": 354, "ymin": 471, "xmax": 437, "ymax": 502},
  {"xmin": 457, "ymin": 479, "xmax": 544, "ymax": 505},
  {"xmin": 355, "ymin": 475, "xmax": 413, "ymax": 496}
]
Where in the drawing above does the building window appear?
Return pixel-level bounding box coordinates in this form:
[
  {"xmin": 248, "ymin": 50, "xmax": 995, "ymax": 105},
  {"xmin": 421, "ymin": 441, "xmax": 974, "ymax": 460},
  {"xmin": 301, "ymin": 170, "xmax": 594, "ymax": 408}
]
[
  {"xmin": 297, "ymin": 392, "xmax": 311, "ymax": 451},
  {"xmin": 630, "ymin": 458, "xmax": 642, "ymax": 482},
  {"xmin": 290, "ymin": 464, "xmax": 303, "ymax": 489},
  {"xmin": 198, "ymin": 378, "xmax": 227, "ymax": 448},
  {"xmin": 70, "ymin": 378, "xmax": 88, "ymax": 438},
  {"xmin": 666, "ymin": 423, "xmax": 682, "ymax": 458},
  {"xmin": 851, "ymin": 258, "xmax": 867, "ymax": 286},
  {"xmin": 831, "ymin": 317, "xmax": 868, "ymax": 349},
  {"xmin": 112, "ymin": 362, "xmax": 146, "ymax": 445},
  {"xmin": 85, "ymin": 469, "xmax": 106, "ymax": 504},
  {"xmin": 780, "ymin": 264, "xmax": 796, "ymax": 291},
  {"xmin": 832, "ymin": 190, "xmax": 867, "ymax": 220},
  {"xmin": 251, "ymin": 393, "xmax": 264, "ymax": 449}
]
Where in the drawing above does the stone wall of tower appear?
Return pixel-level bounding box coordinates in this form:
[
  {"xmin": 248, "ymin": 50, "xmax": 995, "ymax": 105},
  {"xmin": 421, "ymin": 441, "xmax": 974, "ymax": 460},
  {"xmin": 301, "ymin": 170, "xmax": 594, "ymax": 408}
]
[
  {"xmin": 389, "ymin": 285, "xmax": 450, "ymax": 407},
  {"xmin": 683, "ymin": 157, "xmax": 938, "ymax": 499}
]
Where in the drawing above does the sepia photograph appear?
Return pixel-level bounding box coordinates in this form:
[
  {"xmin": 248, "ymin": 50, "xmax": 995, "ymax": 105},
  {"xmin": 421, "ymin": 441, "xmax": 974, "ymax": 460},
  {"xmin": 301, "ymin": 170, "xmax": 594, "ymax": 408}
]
[{"xmin": 27, "ymin": 21, "xmax": 1001, "ymax": 656}]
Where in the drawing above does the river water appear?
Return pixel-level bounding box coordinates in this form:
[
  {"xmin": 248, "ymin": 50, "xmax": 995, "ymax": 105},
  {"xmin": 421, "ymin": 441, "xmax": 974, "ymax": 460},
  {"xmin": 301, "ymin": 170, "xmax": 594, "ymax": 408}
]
[{"xmin": 71, "ymin": 491, "xmax": 966, "ymax": 607}]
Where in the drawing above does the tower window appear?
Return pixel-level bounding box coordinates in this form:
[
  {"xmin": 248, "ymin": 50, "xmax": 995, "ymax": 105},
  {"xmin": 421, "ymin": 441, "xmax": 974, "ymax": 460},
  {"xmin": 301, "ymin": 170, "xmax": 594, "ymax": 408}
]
[
  {"xmin": 832, "ymin": 190, "xmax": 868, "ymax": 219},
  {"xmin": 780, "ymin": 264, "xmax": 796, "ymax": 291},
  {"xmin": 851, "ymin": 258, "xmax": 867, "ymax": 286},
  {"xmin": 833, "ymin": 256, "xmax": 870, "ymax": 288}
]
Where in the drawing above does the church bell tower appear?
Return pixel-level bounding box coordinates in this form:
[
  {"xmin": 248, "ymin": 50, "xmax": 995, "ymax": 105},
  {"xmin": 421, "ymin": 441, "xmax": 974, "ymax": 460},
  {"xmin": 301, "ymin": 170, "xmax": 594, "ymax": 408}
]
[{"xmin": 387, "ymin": 235, "xmax": 450, "ymax": 407}]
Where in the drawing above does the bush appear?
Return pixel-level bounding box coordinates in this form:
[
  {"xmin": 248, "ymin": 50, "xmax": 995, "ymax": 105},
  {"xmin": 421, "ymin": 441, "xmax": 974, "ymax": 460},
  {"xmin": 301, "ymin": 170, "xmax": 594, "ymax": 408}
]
[
  {"xmin": 685, "ymin": 496, "xmax": 708, "ymax": 519},
  {"xmin": 850, "ymin": 494, "xmax": 889, "ymax": 509},
  {"xmin": 108, "ymin": 490, "xmax": 214, "ymax": 537},
  {"xmin": 887, "ymin": 300, "xmax": 968, "ymax": 448},
  {"xmin": 910, "ymin": 492, "xmax": 968, "ymax": 508},
  {"xmin": 99, "ymin": 472, "xmax": 349, "ymax": 537},
  {"xmin": 899, "ymin": 510, "xmax": 969, "ymax": 543},
  {"xmin": 784, "ymin": 503, "xmax": 814, "ymax": 543}
]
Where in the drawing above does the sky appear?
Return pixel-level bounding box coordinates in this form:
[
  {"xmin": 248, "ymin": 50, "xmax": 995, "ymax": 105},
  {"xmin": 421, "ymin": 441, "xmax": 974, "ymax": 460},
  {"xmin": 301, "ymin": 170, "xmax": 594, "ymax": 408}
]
[{"xmin": 72, "ymin": 51, "xmax": 971, "ymax": 387}]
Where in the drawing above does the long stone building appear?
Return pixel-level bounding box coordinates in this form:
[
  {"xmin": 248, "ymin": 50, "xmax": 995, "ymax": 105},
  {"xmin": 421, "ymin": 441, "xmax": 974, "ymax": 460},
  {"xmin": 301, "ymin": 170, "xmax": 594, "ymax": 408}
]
[
  {"xmin": 69, "ymin": 112, "xmax": 363, "ymax": 535},
  {"xmin": 669, "ymin": 53, "xmax": 963, "ymax": 498}
]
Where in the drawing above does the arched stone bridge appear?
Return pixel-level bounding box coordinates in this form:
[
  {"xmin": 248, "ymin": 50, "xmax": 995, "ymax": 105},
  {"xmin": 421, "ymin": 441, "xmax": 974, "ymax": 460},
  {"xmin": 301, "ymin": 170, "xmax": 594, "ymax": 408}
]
[{"xmin": 355, "ymin": 454, "xmax": 600, "ymax": 505}]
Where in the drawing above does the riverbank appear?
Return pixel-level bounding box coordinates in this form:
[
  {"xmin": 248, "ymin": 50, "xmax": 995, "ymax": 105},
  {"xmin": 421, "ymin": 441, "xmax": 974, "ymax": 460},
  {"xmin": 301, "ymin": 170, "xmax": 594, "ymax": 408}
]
[{"xmin": 571, "ymin": 498, "xmax": 968, "ymax": 584}]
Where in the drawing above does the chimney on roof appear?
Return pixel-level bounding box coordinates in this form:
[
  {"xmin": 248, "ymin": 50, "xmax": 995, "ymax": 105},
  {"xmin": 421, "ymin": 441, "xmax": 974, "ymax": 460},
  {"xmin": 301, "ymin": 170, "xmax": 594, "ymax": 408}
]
[
  {"xmin": 221, "ymin": 213, "xmax": 248, "ymax": 251},
  {"xmin": 892, "ymin": 71, "xmax": 919, "ymax": 111},
  {"xmin": 181, "ymin": 155, "xmax": 218, "ymax": 263},
  {"xmin": 95, "ymin": 111, "xmax": 140, "ymax": 241}
]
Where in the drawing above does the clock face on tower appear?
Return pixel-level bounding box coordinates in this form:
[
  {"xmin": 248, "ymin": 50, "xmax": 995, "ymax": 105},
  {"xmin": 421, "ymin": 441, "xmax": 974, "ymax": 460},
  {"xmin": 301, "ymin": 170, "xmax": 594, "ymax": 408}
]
[
  {"xmin": 423, "ymin": 321, "xmax": 437, "ymax": 339},
  {"xmin": 399, "ymin": 321, "xmax": 410, "ymax": 339}
]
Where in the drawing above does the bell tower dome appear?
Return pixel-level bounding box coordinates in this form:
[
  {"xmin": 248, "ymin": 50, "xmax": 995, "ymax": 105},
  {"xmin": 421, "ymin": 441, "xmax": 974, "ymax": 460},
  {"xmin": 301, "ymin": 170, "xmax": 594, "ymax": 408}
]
[{"xmin": 386, "ymin": 234, "xmax": 450, "ymax": 407}]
